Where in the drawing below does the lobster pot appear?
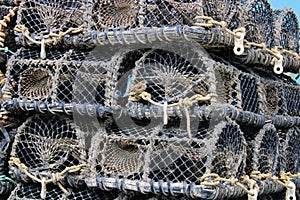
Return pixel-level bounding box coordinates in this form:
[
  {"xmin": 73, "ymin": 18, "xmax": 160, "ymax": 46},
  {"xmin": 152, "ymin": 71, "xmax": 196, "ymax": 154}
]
[
  {"xmin": 239, "ymin": 0, "xmax": 274, "ymax": 47},
  {"xmin": 260, "ymin": 79, "xmax": 281, "ymax": 115},
  {"xmin": 7, "ymin": 183, "xmax": 120, "ymax": 200},
  {"xmin": 254, "ymin": 77, "xmax": 300, "ymax": 117},
  {"xmin": 273, "ymin": 8, "xmax": 299, "ymax": 53},
  {"xmin": 87, "ymin": 116, "xmax": 246, "ymax": 186},
  {"xmin": 87, "ymin": 125, "xmax": 156, "ymax": 182},
  {"xmin": 249, "ymin": 124, "xmax": 279, "ymax": 175},
  {"xmin": 284, "ymin": 127, "xmax": 300, "ymax": 174},
  {"xmin": 3, "ymin": 48, "xmax": 109, "ymax": 106},
  {"xmin": 15, "ymin": 0, "xmax": 86, "ymax": 47},
  {"xmin": 215, "ymin": 64, "xmax": 243, "ymax": 109},
  {"xmin": 88, "ymin": 0, "xmax": 203, "ymax": 31},
  {"xmin": 202, "ymin": 0, "xmax": 239, "ymax": 29},
  {"xmin": 15, "ymin": 0, "xmax": 204, "ymax": 47},
  {"xmin": 276, "ymin": 127, "xmax": 300, "ymax": 175},
  {"xmin": 213, "ymin": 58, "xmax": 284, "ymax": 115},
  {"xmin": 8, "ymin": 115, "xmax": 86, "ymax": 185},
  {"xmin": 217, "ymin": 62, "xmax": 262, "ymax": 114},
  {"xmin": 110, "ymin": 41, "xmax": 215, "ymax": 109},
  {"xmin": 281, "ymin": 82, "xmax": 300, "ymax": 117}
]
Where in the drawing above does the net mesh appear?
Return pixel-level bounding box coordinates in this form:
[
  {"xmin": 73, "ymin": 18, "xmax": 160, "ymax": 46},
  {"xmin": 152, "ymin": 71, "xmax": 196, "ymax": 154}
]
[
  {"xmin": 0, "ymin": 126, "xmax": 10, "ymax": 174},
  {"xmin": 115, "ymin": 45, "xmax": 209, "ymax": 107},
  {"xmin": 203, "ymin": 0, "xmax": 238, "ymax": 29},
  {"xmin": 16, "ymin": 0, "xmax": 85, "ymax": 38},
  {"xmin": 273, "ymin": 8, "xmax": 299, "ymax": 53},
  {"xmin": 88, "ymin": 117, "xmax": 246, "ymax": 184},
  {"xmin": 5, "ymin": 48, "xmax": 108, "ymax": 105},
  {"xmin": 285, "ymin": 127, "xmax": 300, "ymax": 174},
  {"xmin": 8, "ymin": 183, "xmax": 120, "ymax": 200},
  {"xmin": 282, "ymin": 83, "xmax": 300, "ymax": 116},
  {"xmin": 2, "ymin": 44, "xmax": 300, "ymax": 198},
  {"xmin": 13, "ymin": 0, "xmax": 299, "ymax": 55},
  {"xmin": 261, "ymin": 80, "xmax": 280, "ymax": 115},
  {"xmin": 252, "ymin": 124, "xmax": 279, "ymax": 174},
  {"xmin": 0, "ymin": 127, "xmax": 15, "ymax": 195},
  {"xmin": 9, "ymin": 115, "xmax": 86, "ymax": 183},
  {"xmin": 240, "ymin": 0, "xmax": 273, "ymax": 47},
  {"xmin": 215, "ymin": 64, "xmax": 242, "ymax": 108},
  {"xmin": 239, "ymin": 73, "xmax": 260, "ymax": 114}
]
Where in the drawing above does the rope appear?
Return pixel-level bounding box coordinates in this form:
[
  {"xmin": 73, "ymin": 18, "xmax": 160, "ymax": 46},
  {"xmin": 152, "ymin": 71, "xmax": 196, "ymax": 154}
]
[
  {"xmin": 0, "ymin": 46, "xmax": 14, "ymax": 54},
  {"xmin": 194, "ymin": 15, "xmax": 300, "ymax": 75},
  {"xmin": 0, "ymin": 70, "xmax": 5, "ymax": 85},
  {"xmin": 129, "ymin": 91, "xmax": 216, "ymax": 139},
  {"xmin": 9, "ymin": 157, "xmax": 86, "ymax": 199},
  {"xmin": 14, "ymin": 25, "xmax": 84, "ymax": 59},
  {"xmin": 199, "ymin": 172, "xmax": 299, "ymax": 199},
  {"xmin": 8, "ymin": 156, "xmax": 300, "ymax": 198},
  {"xmin": 0, "ymin": 175, "xmax": 17, "ymax": 185},
  {"xmin": 0, "ymin": 6, "xmax": 18, "ymax": 47},
  {"xmin": 200, "ymin": 173, "xmax": 259, "ymax": 196}
]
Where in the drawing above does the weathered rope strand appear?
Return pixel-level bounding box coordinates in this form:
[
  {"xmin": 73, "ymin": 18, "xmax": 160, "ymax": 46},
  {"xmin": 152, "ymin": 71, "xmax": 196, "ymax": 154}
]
[
  {"xmin": 9, "ymin": 157, "xmax": 86, "ymax": 199},
  {"xmin": 0, "ymin": 6, "xmax": 18, "ymax": 47},
  {"xmin": 129, "ymin": 91, "xmax": 216, "ymax": 138}
]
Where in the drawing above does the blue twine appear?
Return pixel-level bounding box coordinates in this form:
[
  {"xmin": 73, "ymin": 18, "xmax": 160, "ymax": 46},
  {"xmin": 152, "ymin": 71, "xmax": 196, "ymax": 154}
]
[
  {"xmin": 0, "ymin": 175, "xmax": 17, "ymax": 185},
  {"xmin": 119, "ymin": 74, "xmax": 131, "ymax": 98}
]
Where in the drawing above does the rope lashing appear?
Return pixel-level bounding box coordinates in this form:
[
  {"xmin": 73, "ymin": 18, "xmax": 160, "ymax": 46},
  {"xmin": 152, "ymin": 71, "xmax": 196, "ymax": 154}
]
[
  {"xmin": 0, "ymin": 6, "xmax": 18, "ymax": 47},
  {"xmin": 129, "ymin": 91, "xmax": 216, "ymax": 139},
  {"xmin": 14, "ymin": 25, "xmax": 83, "ymax": 59},
  {"xmin": 9, "ymin": 157, "xmax": 86, "ymax": 199},
  {"xmin": 194, "ymin": 15, "xmax": 295, "ymax": 75}
]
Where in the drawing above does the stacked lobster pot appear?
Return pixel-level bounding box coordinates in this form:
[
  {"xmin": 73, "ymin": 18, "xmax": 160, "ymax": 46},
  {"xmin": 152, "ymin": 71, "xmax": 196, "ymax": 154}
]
[{"xmin": 0, "ymin": 0, "xmax": 299, "ymax": 199}]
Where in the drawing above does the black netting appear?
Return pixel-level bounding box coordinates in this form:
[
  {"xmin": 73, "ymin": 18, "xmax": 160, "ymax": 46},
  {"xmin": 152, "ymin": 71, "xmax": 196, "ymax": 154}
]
[
  {"xmin": 239, "ymin": 125, "xmax": 260, "ymax": 175},
  {"xmin": 262, "ymin": 80, "xmax": 280, "ymax": 115},
  {"xmin": 210, "ymin": 119, "xmax": 246, "ymax": 178},
  {"xmin": 285, "ymin": 127, "xmax": 300, "ymax": 174},
  {"xmin": 215, "ymin": 64, "xmax": 241, "ymax": 108},
  {"xmin": 282, "ymin": 83, "xmax": 300, "ymax": 116},
  {"xmin": 0, "ymin": 127, "xmax": 15, "ymax": 196},
  {"xmin": 252, "ymin": 124, "xmax": 279, "ymax": 175},
  {"xmin": 240, "ymin": 0, "xmax": 273, "ymax": 47},
  {"xmin": 273, "ymin": 8, "xmax": 299, "ymax": 53},
  {"xmin": 0, "ymin": 126, "xmax": 11, "ymax": 174},
  {"xmin": 276, "ymin": 128, "xmax": 288, "ymax": 175},
  {"xmin": 239, "ymin": 73, "xmax": 260, "ymax": 113},
  {"xmin": 203, "ymin": 0, "xmax": 238, "ymax": 29}
]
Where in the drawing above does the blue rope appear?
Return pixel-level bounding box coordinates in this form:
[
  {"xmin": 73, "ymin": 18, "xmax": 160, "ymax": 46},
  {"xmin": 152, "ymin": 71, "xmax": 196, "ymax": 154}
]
[
  {"xmin": 118, "ymin": 74, "xmax": 132, "ymax": 98},
  {"xmin": 0, "ymin": 47, "xmax": 14, "ymax": 55},
  {"xmin": 0, "ymin": 175, "xmax": 17, "ymax": 185}
]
